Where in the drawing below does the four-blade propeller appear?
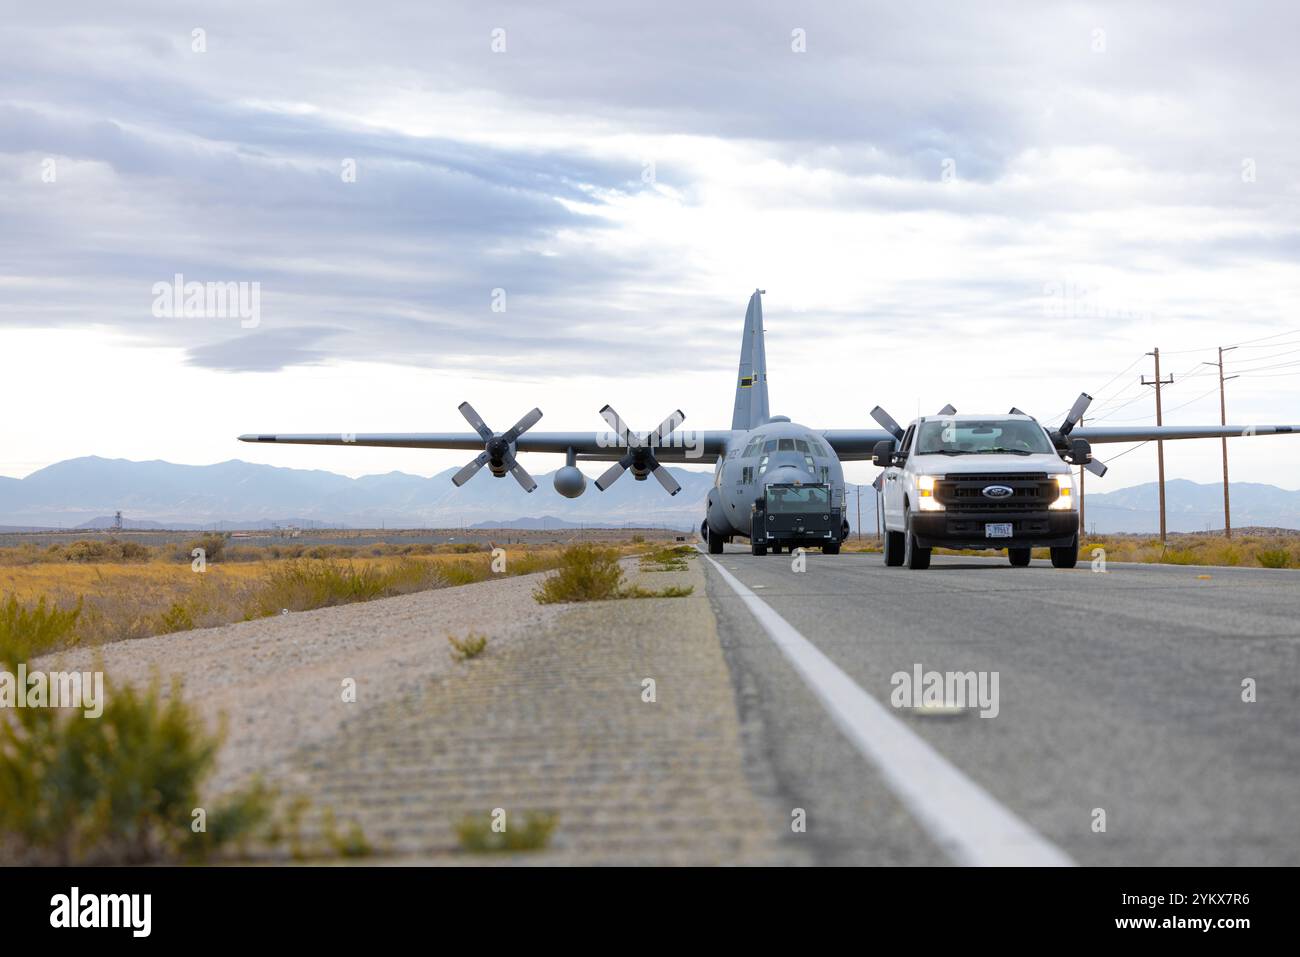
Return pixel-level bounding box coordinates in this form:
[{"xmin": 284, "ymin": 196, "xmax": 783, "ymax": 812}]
[
  {"xmin": 594, "ymin": 405, "xmax": 686, "ymax": 496},
  {"xmin": 1054, "ymin": 392, "xmax": 1108, "ymax": 476},
  {"xmin": 451, "ymin": 402, "xmax": 543, "ymax": 492}
]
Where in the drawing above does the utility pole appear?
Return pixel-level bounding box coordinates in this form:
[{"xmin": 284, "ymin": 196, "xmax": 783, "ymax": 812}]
[
  {"xmin": 1203, "ymin": 346, "xmax": 1239, "ymax": 537},
  {"xmin": 1078, "ymin": 413, "xmax": 1085, "ymax": 537},
  {"xmin": 1142, "ymin": 348, "xmax": 1175, "ymax": 542}
]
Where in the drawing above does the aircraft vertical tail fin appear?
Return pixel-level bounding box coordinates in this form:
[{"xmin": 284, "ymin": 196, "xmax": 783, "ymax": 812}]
[{"xmin": 731, "ymin": 289, "xmax": 770, "ymax": 430}]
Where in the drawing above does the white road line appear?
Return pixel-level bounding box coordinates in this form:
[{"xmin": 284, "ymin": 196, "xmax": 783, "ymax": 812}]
[{"xmin": 701, "ymin": 551, "xmax": 1074, "ymax": 867}]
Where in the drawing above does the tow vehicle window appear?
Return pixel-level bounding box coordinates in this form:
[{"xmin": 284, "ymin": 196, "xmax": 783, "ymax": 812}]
[{"xmin": 765, "ymin": 486, "xmax": 831, "ymax": 513}]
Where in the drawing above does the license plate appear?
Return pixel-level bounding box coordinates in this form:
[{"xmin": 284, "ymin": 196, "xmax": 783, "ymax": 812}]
[{"xmin": 985, "ymin": 523, "xmax": 1013, "ymax": 538}]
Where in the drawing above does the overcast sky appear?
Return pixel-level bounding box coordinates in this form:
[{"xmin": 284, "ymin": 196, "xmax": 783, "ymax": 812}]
[{"xmin": 2, "ymin": 0, "xmax": 1299, "ymax": 492}]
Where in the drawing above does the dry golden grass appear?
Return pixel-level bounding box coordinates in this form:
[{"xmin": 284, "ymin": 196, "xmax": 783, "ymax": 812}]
[{"xmin": 0, "ymin": 541, "xmax": 646, "ymax": 657}]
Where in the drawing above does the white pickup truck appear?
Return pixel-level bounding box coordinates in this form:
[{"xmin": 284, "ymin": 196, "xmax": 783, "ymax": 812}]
[{"xmin": 871, "ymin": 412, "xmax": 1091, "ymax": 570}]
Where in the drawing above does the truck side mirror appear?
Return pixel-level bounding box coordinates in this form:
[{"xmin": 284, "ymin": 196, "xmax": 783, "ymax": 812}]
[
  {"xmin": 872, "ymin": 439, "xmax": 896, "ymax": 468},
  {"xmin": 1068, "ymin": 438, "xmax": 1092, "ymax": 465}
]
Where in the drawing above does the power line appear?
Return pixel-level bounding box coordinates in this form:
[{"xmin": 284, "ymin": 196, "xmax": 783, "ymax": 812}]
[{"xmin": 1160, "ymin": 327, "xmax": 1300, "ymax": 355}]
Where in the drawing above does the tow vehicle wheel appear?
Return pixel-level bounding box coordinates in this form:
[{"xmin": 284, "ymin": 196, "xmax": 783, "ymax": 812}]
[
  {"xmin": 1008, "ymin": 547, "xmax": 1032, "ymax": 567},
  {"xmin": 883, "ymin": 529, "xmax": 905, "ymax": 566},
  {"xmin": 708, "ymin": 531, "xmax": 724, "ymax": 554},
  {"xmin": 903, "ymin": 511, "xmax": 931, "ymax": 570},
  {"xmin": 823, "ymin": 542, "xmax": 840, "ymax": 554},
  {"xmin": 1051, "ymin": 537, "xmax": 1079, "ymax": 568},
  {"xmin": 751, "ymin": 541, "xmax": 768, "ymax": 556}
]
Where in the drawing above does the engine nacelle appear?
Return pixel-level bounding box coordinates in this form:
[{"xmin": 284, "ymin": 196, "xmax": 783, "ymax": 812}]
[{"xmin": 553, "ymin": 465, "xmax": 587, "ymax": 498}]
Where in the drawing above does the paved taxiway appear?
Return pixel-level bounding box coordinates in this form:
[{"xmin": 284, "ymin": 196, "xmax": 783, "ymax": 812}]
[{"xmin": 702, "ymin": 546, "xmax": 1300, "ymax": 866}]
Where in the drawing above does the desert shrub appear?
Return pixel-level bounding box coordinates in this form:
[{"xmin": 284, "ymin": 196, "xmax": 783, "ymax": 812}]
[
  {"xmin": 157, "ymin": 601, "xmax": 196, "ymax": 634},
  {"xmin": 1256, "ymin": 548, "xmax": 1291, "ymax": 569},
  {"xmin": 62, "ymin": 540, "xmax": 111, "ymax": 563},
  {"xmin": 0, "ymin": 594, "xmax": 82, "ymax": 666},
  {"xmin": 322, "ymin": 809, "xmax": 372, "ymax": 858},
  {"xmin": 187, "ymin": 533, "xmax": 228, "ymax": 564},
  {"xmin": 448, "ymin": 632, "xmax": 488, "ymax": 661},
  {"xmin": 442, "ymin": 543, "xmax": 485, "ymax": 554},
  {"xmin": 220, "ymin": 545, "xmax": 263, "ymax": 562},
  {"xmin": 0, "ymin": 677, "xmax": 272, "ymax": 864},
  {"xmin": 117, "ymin": 541, "xmax": 151, "ymax": 562},
  {"xmin": 534, "ymin": 545, "xmax": 625, "ymax": 603},
  {"xmin": 244, "ymin": 559, "xmax": 444, "ymax": 617},
  {"xmin": 639, "ymin": 544, "xmax": 694, "ymax": 571},
  {"xmin": 455, "ymin": 811, "xmax": 557, "ymax": 852}
]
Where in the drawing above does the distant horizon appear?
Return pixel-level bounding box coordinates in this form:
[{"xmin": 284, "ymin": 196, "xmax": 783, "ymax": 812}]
[{"xmin": 9, "ymin": 452, "xmax": 1300, "ymax": 496}]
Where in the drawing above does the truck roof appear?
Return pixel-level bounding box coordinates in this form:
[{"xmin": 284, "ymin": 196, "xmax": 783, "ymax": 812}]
[{"xmin": 913, "ymin": 413, "xmax": 1039, "ymax": 424}]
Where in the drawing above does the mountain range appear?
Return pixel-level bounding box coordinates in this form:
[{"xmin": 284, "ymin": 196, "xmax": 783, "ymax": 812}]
[{"xmin": 1, "ymin": 457, "xmax": 1298, "ymax": 534}]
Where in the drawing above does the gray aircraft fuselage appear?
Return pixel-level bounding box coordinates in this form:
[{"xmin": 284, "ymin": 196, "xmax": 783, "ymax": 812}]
[{"xmin": 705, "ymin": 415, "xmax": 846, "ymax": 540}]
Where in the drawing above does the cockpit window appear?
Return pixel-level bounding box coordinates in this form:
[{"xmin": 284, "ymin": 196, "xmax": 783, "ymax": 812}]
[
  {"xmin": 809, "ymin": 439, "xmax": 827, "ymax": 457},
  {"xmin": 916, "ymin": 419, "xmax": 1054, "ymax": 455},
  {"xmin": 763, "ymin": 439, "xmax": 778, "ymax": 453},
  {"xmin": 778, "ymin": 438, "xmax": 796, "ymax": 451}
]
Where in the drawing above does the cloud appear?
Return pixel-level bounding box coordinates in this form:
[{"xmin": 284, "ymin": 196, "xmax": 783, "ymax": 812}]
[{"xmin": 0, "ymin": 0, "xmax": 1297, "ymax": 403}]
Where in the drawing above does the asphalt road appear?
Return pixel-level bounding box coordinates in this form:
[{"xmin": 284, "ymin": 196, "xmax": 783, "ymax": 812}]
[{"xmin": 701, "ymin": 546, "xmax": 1300, "ymax": 866}]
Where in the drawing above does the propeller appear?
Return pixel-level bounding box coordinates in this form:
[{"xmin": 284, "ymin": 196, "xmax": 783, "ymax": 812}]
[
  {"xmin": 593, "ymin": 405, "xmax": 686, "ymax": 495},
  {"xmin": 451, "ymin": 402, "xmax": 543, "ymax": 492},
  {"xmin": 1051, "ymin": 392, "xmax": 1108, "ymax": 476},
  {"xmin": 870, "ymin": 405, "xmax": 906, "ymax": 440}
]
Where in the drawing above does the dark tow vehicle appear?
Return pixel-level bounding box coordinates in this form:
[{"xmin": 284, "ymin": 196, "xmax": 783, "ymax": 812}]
[{"xmin": 749, "ymin": 482, "xmax": 845, "ymax": 556}]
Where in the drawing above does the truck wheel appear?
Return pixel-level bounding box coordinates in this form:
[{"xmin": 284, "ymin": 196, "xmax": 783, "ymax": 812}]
[
  {"xmin": 750, "ymin": 541, "xmax": 768, "ymax": 556},
  {"xmin": 1051, "ymin": 537, "xmax": 1079, "ymax": 568},
  {"xmin": 1008, "ymin": 548, "xmax": 1032, "ymax": 567},
  {"xmin": 823, "ymin": 542, "xmax": 840, "ymax": 554},
  {"xmin": 883, "ymin": 529, "xmax": 905, "ymax": 566},
  {"xmin": 903, "ymin": 512, "xmax": 931, "ymax": 570},
  {"xmin": 708, "ymin": 531, "xmax": 724, "ymax": 554}
]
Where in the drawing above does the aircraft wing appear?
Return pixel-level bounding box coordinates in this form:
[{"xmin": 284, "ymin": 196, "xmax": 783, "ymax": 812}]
[
  {"xmin": 238, "ymin": 430, "xmax": 737, "ymax": 462},
  {"xmin": 819, "ymin": 429, "xmax": 897, "ymax": 461},
  {"xmin": 1073, "ymin": 424, "xmax": 1298, "ymax": 443}
]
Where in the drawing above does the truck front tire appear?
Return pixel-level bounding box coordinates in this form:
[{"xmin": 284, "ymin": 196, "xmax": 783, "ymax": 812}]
[
  {"xmin": 903, "ymin": 512, "xmax": 931, "ymax": 570},
  {"xmin": 883, "ymin": 529, "xmax": 905, "ymax": 566},
  {"xmin": 1051, "ymin": 537, "xmax": 1079, "ymax": 568},
  {"xmin": 751, "ymin": 541, "xmax": 768, "ymax": 556},
  {"xmin": 708, "ymin": 532, "xmax": 724, "ymax": 554},
  {"xmin": 1008, "ymin": 547, "xmax": 1032, "ymax": 567}
]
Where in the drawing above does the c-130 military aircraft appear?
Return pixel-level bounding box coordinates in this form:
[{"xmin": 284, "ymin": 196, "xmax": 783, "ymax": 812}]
[{"xmin": 242, "ymin": 290, "xmax": 1300, "ymax": 558}]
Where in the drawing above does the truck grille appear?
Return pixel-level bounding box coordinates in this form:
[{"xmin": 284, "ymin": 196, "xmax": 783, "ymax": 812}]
[{"xmin": 935, "ymin": 472, "xmax": 1058, "ymax": 512}]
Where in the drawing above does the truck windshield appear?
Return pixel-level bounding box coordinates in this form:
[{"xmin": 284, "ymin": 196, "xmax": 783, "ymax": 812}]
[
  {"xmin": 765, "ymin": 486, "xmax": 830, "ymax": 513},
  {"xmin": 915, "ymin": 419, "xmax": 1054, "ymax": 455}
]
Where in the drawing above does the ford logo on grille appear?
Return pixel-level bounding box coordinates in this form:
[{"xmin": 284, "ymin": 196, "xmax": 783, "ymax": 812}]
[{"xmin": 982, "ymin": 485, "xmax": 1014, "ymax": 499}]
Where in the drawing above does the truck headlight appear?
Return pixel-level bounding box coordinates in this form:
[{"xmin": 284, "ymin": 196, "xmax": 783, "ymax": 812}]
[
  {"xmin": 917, "ymin": 474, "xmax": 945, "ymax": 512},
  {"xmin": 1049, "ymin": 474, "xmax": 1076, "ymax": 510}
]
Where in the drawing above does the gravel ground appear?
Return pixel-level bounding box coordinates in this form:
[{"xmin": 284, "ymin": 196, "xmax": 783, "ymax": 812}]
[{"xmin": 38, "ymin": 555, "xmax": 801, "ymax": 865}]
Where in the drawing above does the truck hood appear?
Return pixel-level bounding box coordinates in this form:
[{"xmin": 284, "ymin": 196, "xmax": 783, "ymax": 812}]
[{"xmin": 910, "ymin": 452, "xmax": 1071, "ymax": 475}]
